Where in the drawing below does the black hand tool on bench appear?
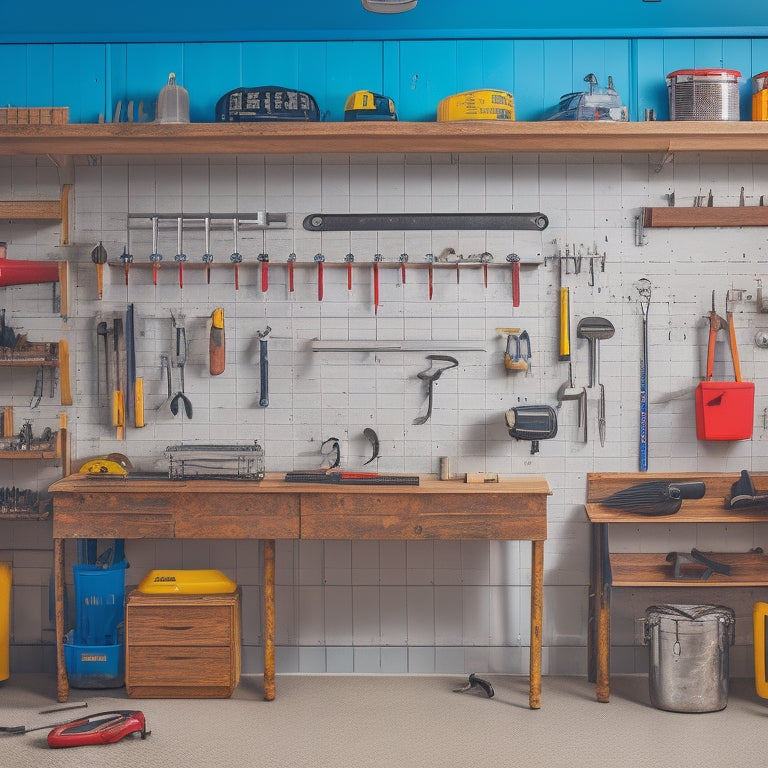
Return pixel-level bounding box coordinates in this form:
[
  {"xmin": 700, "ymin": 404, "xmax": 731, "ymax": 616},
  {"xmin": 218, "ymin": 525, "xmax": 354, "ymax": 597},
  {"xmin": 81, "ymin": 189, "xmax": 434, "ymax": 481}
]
[
  {"xmin": 725, "ymin": 469, "xmax": 768, "ymax": 509},
  {"xmin": 599, "ymin": 480, "xmax": 705, "ymax": 515},
  {"xmin": 666, "ymin": 548, "xmax": 731, "ymax": 580}
]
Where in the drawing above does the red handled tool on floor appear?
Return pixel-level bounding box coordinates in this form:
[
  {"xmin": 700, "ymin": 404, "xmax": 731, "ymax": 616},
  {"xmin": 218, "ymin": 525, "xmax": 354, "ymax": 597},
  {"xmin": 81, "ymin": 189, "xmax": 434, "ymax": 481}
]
[{"xmin": 47, "ymin": 710, "xmax": 149, "ymax": 748}]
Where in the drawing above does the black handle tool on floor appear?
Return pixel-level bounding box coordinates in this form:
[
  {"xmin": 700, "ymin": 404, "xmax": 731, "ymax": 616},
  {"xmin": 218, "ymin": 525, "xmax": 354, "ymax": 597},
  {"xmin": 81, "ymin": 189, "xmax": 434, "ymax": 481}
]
[{"xmin": 453, "ymin": 673, "xmax": 494, "ymax": 698}]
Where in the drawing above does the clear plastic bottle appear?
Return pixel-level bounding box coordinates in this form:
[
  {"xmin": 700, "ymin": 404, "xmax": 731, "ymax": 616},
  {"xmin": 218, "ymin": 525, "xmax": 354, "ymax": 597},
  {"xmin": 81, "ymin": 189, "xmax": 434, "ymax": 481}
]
[{"xmin": 155, "ymin": 73, "xmax": 190, "ymax": 123}]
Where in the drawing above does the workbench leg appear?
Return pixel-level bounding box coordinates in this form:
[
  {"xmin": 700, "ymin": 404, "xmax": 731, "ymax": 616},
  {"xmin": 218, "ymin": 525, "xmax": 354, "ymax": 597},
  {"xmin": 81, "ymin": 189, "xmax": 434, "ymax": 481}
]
[
  {"xmin": 263, "ymin": 538, "xmax": 275, "ymax": 701},
  {"xmin": 54, "ymin": 538, "xmax": 68, "ymax": 702},
  {"xmin": 529, "ymin": 539, "xmax": 543, "ymax": 709},
  {"xmin": 593, "ymin": 523, "xmax": 611, "ymax": 703}
]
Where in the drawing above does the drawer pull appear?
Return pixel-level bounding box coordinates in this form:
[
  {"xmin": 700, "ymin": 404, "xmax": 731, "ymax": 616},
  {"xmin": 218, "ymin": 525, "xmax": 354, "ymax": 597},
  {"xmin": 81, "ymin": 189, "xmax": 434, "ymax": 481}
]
[{"xmin": 160, "ymin": 625, "xmax": 193, "ymax": 631}]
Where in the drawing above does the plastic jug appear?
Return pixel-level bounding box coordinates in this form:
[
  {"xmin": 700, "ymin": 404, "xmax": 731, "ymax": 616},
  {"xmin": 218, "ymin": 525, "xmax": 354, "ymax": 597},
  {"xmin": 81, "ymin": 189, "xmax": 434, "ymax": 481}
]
[{"xmin": 155, "ymin": 73, "xmax": 190, "ymax": 123}]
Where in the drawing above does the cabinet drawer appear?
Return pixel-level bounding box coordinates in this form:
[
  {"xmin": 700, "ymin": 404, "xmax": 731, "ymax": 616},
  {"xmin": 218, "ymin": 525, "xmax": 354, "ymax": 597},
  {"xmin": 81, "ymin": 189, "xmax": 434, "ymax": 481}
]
[
  {"xmin": 126, "ymin": 605, "xmax": 232, "ymax": 645},
  {"xmin": 126, "ymin": 645, "xmax": 233, "ymax": 686}
]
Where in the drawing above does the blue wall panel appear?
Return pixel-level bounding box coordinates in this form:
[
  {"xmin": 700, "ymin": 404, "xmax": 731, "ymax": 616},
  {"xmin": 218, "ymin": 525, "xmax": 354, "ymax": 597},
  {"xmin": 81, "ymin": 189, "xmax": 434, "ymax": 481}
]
[
  {"xmin": 0, "ymin": 36, "xmax": 766, "ymax": 125},
  {"xmin": 51, "ymin": 45, "xmax": 105, "ymax": 123},
  {"xmin": 326, "ymin": 43, "xmax": 384, "ymax": 122},
  {"xmin": 398, "ymin": 41, "xmax": 458, "ymax": 122}
]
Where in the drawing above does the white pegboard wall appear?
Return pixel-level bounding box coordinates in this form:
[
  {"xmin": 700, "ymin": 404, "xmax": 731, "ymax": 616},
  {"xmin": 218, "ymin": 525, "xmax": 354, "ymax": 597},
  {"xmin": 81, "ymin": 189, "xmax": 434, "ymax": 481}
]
[{"xmin": 2, "ymin": 150, "xmax": 767, "ymax": 674}]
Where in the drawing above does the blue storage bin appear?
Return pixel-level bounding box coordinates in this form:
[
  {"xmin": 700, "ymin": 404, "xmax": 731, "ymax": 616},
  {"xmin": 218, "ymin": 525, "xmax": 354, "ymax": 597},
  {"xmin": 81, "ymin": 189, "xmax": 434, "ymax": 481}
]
[
  {"xmin": 64, "ymin": 636, "xmax": 124, "ymax": 688},
  {"xmin": 72, "ymin": 560, "xmax": 128, "ymax": 646}
]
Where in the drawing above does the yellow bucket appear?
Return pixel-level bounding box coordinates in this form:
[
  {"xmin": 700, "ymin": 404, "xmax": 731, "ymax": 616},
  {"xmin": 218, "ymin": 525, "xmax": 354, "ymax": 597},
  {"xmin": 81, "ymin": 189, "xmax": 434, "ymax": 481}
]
[{"xmin": 0, "ymin": 562, "xmax": 11, "ymax": 681}]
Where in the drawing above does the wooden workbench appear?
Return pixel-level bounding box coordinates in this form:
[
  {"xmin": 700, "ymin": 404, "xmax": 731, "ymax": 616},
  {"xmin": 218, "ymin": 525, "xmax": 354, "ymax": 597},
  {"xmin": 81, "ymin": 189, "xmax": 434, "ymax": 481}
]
[{"xmin": 49, "ymin": 472, "xmax": 550, "ymax": 707}]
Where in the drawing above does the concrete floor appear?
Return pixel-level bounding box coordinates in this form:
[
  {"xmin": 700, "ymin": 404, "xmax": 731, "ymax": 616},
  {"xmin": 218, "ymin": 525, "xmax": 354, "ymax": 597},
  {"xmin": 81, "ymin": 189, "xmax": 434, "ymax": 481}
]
[{"xmin": 0, "ymin": 673, "xmax": 766, "ymax": 768}]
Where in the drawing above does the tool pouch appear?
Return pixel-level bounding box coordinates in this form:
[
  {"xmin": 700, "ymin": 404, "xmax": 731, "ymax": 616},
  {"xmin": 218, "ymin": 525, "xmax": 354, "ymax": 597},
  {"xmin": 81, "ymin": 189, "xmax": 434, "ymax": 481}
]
[
  {"xmin": 215, "ymin": 87, "xmax": 320, "ymax": 122},
  {"xmin": 505, "ymin": 405, "xmax": 557, "ymax": 454}
]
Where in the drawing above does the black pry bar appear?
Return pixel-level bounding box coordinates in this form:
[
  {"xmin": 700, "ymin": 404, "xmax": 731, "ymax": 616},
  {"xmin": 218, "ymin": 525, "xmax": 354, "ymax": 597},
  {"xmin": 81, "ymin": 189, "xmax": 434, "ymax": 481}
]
[
  {"xmin": 258, "ymin": 326, "xmax": 271, "ymax": 407},
  {"xmin": 303, "ymin": 212, "xmax": 549, "ymax": 232},
  {"xmin": 453, "ymin": 673, "xmax": 495, "ymax": 698}
]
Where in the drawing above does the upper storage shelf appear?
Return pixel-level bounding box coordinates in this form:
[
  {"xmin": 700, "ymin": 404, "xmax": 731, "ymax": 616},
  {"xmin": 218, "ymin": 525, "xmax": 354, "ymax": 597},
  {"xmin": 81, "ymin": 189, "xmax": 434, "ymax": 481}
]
[{"xmin": 2, "ymin": 121, "xmax": 768, "ymax": 157}]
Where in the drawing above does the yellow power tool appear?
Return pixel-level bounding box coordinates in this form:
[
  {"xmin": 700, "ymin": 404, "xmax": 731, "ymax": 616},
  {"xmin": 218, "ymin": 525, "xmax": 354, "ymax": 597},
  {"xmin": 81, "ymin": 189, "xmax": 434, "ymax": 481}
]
[
  {"xmin": 344, "ymin": 91, "xmax": 397, "ymax": 121},
  {"xmin": 78, "ymin": 453, "xmax": 133, "ymax": 475}
]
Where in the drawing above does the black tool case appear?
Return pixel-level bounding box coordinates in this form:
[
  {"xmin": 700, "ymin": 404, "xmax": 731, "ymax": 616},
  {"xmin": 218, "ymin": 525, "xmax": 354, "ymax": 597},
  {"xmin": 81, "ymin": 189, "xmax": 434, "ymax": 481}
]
[{"xmin": 215, "ymin": 87, "xmax": 320, "ymax": 122}]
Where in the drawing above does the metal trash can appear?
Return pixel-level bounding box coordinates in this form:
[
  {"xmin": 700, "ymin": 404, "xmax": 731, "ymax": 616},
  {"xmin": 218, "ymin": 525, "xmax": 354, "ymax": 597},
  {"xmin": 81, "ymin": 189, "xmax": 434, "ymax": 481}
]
[
  {"xmin": 666, "ymin": 69, "xmax": 741, "ymax": 121},
  {"xmin": 644, "ymin": 604, "xmax": 735, "ymax": 712}
]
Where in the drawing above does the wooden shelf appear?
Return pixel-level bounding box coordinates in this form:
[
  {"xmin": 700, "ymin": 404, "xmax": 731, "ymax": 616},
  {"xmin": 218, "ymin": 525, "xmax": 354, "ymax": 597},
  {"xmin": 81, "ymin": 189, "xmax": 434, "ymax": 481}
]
[
  {"xmin": 610, "ymin": 551, "xmax": 768, "ymax": 587},
  {"xmin": 0, "ymin": 185, "xmax": 72, "ymax": 245},
  {"xmin": 2, "ymin": 121, "xmax": 768, "ymax": 158}
]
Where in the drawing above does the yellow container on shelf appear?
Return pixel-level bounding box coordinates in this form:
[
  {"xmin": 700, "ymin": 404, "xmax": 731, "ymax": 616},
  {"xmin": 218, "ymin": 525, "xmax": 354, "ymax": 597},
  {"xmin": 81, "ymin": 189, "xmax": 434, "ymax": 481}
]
[
  {"xmin": 437, "ymin": 89, "xmax": 514, "ymax": 122},
  {"xmin": 752, "ymin": 72, "xmax": 768, "ymax": 120},
  {"xmin": 0, "ymin": 562, "xmax": 10, "ymax": 681},
  {"xmin": 137, "ymin": 569, "xmax": 237, "ymax": 595},
  {"xmin": 754, "ymin": 601, "xmax": 768, "ymax": 698}
]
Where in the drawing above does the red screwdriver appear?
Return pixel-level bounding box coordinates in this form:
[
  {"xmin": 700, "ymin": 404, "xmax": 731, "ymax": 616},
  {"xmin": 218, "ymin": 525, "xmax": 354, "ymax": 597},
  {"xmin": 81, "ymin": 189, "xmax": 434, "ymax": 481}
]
[
  {"xmin": 315, "ymin": 253, "xmax": 325, "ymax": 301},
  {"xmin": 287, "ymin": 252, "xmax": 296, "ymax": 292},
  {"xmin": 426, "ymin": 253, "xmax": 434, "ymax": 300},
  {"xmin": 507, "ymin": 253, "xmax": 521, "ymax": 307},
  {"xmin": 174, "ymin": 217, "xmax": 186, "ymax": 289},
  {"xmin": 344, "ymin": 253, "xmax": 354, "ymax": 290},
  {"xmin": 230, "ymin": 218, "xmax": 241, "ymax": 290},
  {"xmin": 373, "ymin": 253, "xmax": 382, "ymax": 313},
  {"xmin": 399, "ymin": 253, "xmax": 408, "ymax": 284},
  {"xmin": 259, "ymin": 253, "xmax": 269, "ymax": 292},
  {"xmin": 149, "ymin": 215, "xmax": 162, "ymax": 286}
]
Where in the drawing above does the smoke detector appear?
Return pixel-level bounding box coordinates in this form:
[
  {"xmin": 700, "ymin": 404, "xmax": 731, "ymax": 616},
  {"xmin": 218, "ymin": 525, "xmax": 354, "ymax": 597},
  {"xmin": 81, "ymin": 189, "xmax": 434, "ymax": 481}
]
[{"xmin": 362, "ymin": 0, "xmax": 418, "ymax": 12}]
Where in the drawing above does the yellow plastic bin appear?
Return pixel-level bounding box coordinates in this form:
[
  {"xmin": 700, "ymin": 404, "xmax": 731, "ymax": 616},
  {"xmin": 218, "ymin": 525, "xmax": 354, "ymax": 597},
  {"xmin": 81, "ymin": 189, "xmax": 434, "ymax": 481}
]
[{"xmin": 0, "ymin": 562, "xmax": 11, "ymax": 682}]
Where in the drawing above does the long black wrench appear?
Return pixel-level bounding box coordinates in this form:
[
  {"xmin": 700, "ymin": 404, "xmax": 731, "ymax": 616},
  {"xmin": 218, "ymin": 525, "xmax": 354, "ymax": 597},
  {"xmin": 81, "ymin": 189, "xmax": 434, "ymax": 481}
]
[
  {"xmin": 413, "ymin": 355, "xmax": 459, "ymax": 425},
  {"xmin": 303, "ymin": 212, "xmax": 549, "ymax": 232},
  {"xmin": 258, "ymin": 326, "xmax": 271, "ymax": 407}
]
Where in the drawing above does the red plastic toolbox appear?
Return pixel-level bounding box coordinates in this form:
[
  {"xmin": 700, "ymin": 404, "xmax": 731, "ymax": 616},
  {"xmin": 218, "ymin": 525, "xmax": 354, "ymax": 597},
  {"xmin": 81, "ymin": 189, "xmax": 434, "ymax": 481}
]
[{"xmin": 695, "ymin": 381, "xmax": 754, "ymax": 440}]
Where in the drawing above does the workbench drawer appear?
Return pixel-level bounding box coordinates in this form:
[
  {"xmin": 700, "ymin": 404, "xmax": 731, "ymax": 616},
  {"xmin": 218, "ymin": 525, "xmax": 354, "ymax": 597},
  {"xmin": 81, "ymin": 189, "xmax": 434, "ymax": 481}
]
[
  {"xmin": 125, "ymin": 588, "xmax": 241, "ymax": 698},
  {"xmin": 125, "ymin": 605, "xmax": 232, "ymax": 645}
]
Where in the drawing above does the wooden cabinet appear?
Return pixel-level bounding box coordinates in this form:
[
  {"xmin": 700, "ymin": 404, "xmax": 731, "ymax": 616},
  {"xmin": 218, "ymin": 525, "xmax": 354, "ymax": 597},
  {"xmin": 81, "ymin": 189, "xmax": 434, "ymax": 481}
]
[
  {"xmin": 585, "ymin": 471, "xmax": 768, "ymax": 703},
  {"xmin": 125, "ymin": 589, "xmax": 241, "ymax": 698}
]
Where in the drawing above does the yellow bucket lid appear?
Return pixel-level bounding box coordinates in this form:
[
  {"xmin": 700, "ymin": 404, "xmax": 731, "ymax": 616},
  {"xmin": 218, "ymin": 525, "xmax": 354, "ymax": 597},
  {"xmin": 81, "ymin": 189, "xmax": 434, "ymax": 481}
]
[{"xmin": 137, "ymin": 569, "xmax": 237, "ymax": 594}]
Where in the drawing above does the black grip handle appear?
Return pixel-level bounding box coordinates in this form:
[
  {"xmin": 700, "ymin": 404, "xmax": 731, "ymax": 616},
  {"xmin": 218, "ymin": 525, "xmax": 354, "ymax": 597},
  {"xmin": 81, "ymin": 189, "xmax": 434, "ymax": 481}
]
[{"xmin": 669, "ymin": 482, "xmax": 706, "ymax": 500}]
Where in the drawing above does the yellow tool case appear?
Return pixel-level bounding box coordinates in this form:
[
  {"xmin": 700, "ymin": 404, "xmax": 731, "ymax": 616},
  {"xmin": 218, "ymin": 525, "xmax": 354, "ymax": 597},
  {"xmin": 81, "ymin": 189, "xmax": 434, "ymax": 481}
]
[
  {"xmin": 437, "ymin": 89, "xmax": 515, "ymax": 121},
  {"xmin": 137, "ymin": 569, "xmax": 237, "ymax": 595}
]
